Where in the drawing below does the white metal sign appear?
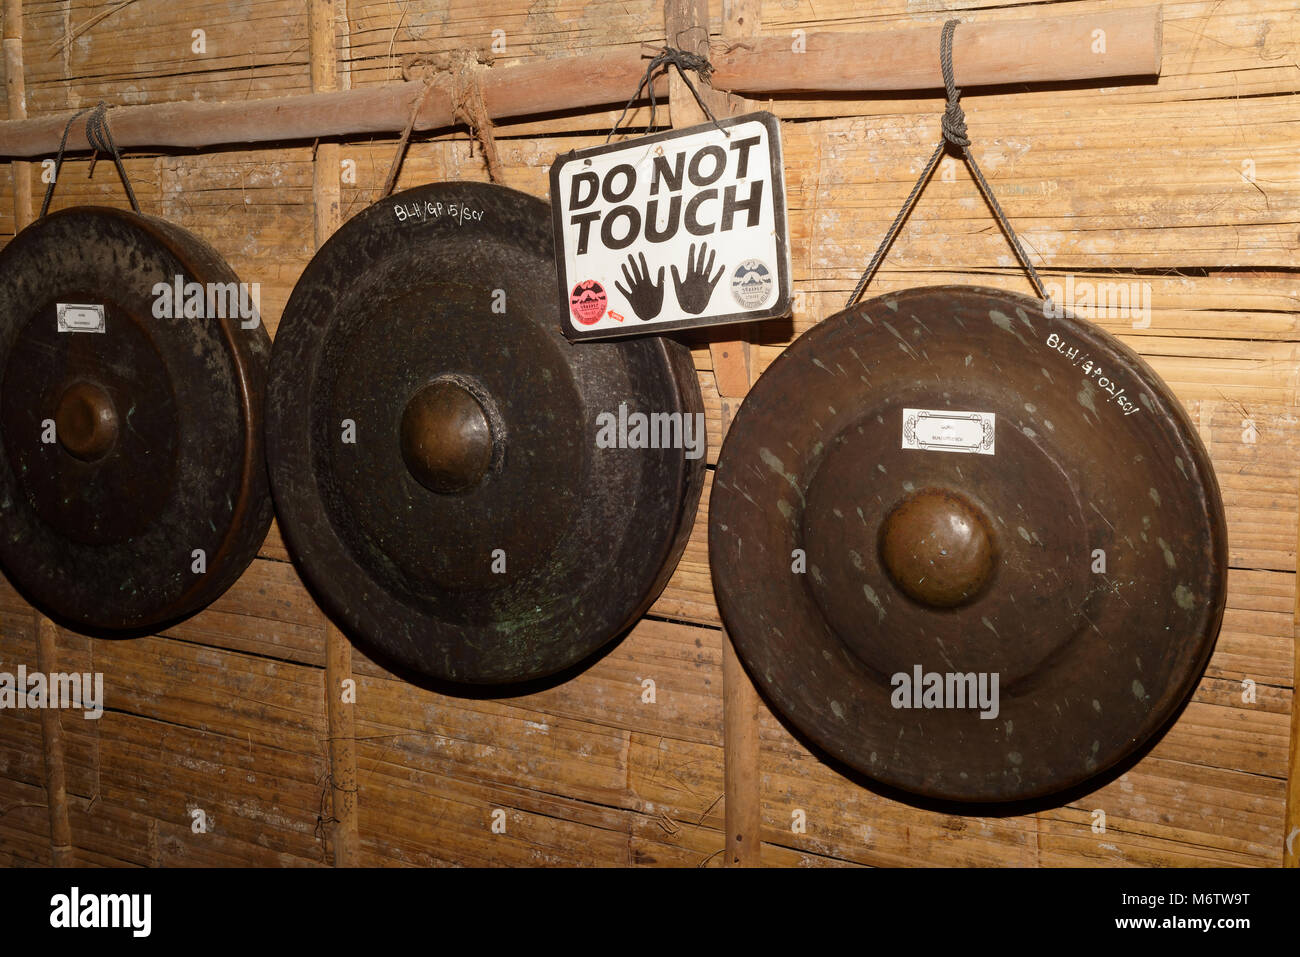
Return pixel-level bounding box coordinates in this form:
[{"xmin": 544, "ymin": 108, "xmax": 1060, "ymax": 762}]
[
  {"xmin": 902, "ymin": 408, "xmax": 996, "ymax": 455},
  {"xmin": 550, "ymin": 112, "xmax": 791, "ymax": 341},
  {"xmin": 56, "ymin": 303, "xmax": 106, "ymax": 334}
]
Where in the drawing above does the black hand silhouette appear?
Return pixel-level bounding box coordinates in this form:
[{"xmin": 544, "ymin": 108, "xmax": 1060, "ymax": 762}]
[
  {"xmin": 671, "ymin": 242, "xmax": 725, "ymax": 315},
  {"xmin": 614, "ymin": 252, "xmax": 665, "ymax": 321}
]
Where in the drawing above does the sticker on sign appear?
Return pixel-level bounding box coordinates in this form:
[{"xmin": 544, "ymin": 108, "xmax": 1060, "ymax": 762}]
[{"xmin": 550, "ymin": 112, "xmax": 791, "ymax": 341}]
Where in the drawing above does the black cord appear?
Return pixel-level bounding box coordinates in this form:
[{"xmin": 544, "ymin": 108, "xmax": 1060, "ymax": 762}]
[
  {"xmin": 38, "ymin": 106, "xmax": 93, "ymax": 219},
  {"xmin": 607, "ymin": 47, "xmax": 729, "ymax": 142},
  {"xmin": 847, "ymin": 20, "xmax": 1048, "ymax": 307},
  {"xmin": 39, "ymin": 101, "xmax": 142, "ymax": 218}
]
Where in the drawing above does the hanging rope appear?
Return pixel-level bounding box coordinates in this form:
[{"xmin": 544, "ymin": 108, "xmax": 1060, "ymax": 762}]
[
  {"xmin": 381, "ymin": 76, "xmax": 437, "ymax": 198},
  {"xmin": 846, "ymin": 20, "xmax": 1048, "ymax": 307},
  {"xmin": 383, "ymin": 51, "xmax": 502, "ymax": 197},
  {"xmin": 39, "ymin": 101, "xmax": 141, "ymax": 218},
  {"xmin": 446, "ymin": 52, "xmax": 503, "ymax": 185},
  {"xmin": 606, "ymin": 46, "xmax": 729, "ymax": 142}
]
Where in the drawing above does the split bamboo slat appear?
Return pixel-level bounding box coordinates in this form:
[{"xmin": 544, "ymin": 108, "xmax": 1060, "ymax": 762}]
[
  {"xmin": 0, "ymin": 0, "xmax": 1294, "ymax": 869},
  {"xmin": 2, "ymin": 0, "xmax": 72, "ymax": 869}
]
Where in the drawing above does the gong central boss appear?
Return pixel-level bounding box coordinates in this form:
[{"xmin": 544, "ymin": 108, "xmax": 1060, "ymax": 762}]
[{"xmin": 567, "ymin": 135, "xmax": 766, "ymax": 254}]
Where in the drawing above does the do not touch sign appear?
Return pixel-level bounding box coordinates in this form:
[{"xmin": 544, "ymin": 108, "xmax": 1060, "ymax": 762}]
[{"xmin": 550, "ymin": 112, "xmax": 792, "ymax": 341}]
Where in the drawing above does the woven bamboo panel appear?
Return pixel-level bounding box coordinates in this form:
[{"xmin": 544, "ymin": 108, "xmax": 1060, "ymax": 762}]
[{"xmin": 0, "ymin": 0, "xmax": 1294, "ymax": 868}]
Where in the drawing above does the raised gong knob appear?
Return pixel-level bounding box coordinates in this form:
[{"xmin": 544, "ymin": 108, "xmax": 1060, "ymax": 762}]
[
  {"xmin": 400, "ymin": 380, "xmax": 494, "ymax": 494},
  {"xmin": 55, "ymin": 381, "xmax": 119, "ymax": 462},
  {"xmin": 880, "ymin": 487, "xmax": 996, "ymax": 608}
]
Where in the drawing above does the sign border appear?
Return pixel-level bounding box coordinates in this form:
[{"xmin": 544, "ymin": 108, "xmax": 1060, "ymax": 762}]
[{"xmin": 550, "ymin": 111, "xmax": 792, "ymax": 342}]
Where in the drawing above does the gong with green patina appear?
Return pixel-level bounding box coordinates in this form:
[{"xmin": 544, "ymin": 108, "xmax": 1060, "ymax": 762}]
[{"xmin": 709, "ymin": 285, "xmax": 1226, "ymax": 802}]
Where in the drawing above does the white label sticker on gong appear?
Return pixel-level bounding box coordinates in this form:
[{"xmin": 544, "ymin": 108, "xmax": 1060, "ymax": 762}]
[
  {"xmin": 550, "ymin": 111, "xmax": 792, "ymax": 341},
  {"xmin": 57, "ymin": 303, "xmax": 106, "ymax": 334},
  {"xmin": 902, "ymin": 408, "xmax": 996, "ymax": 455}
]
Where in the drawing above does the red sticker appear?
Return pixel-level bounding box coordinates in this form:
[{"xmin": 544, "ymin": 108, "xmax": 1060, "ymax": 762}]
[{"xmin": 569, "ymin": 280, "xmax": 607, "ymax": 325}]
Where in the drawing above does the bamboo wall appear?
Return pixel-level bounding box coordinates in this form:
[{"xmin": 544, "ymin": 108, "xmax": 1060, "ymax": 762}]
[{"xmin": 0, "ymin": 0, "xmax": 1296, "ymax": 867}]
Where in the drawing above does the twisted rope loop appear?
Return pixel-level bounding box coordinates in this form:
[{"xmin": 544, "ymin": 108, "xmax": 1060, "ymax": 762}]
[
  {"xmin": 382, "ymin": 51, "xmax": 502, "ymax": 198},
  {"xmin": 607, "ymin": 46, "xmax": 728, "ymax": 142},
  {"xmin": 846, "ymin": 20, "xmax": 1047, "ymax": 308},
  {"xmin": 40, "ymin": 101, "xmax": 141, "ymax": 219},
  {"xmin": 938, "ymin": 20, "xmax": 970, "ymax": 149}
]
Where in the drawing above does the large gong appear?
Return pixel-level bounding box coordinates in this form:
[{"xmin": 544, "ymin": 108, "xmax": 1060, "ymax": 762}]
[
  {"xmin": 267, "ymin": 182, "xmax": 704, "ymax": 685},
  {"xmin": 710, "ymin": 286, "xmax": 1226, "ymax": 802},
  {"xmin": 0, "ymin": 207, "xmax": 273, "ymax": 633}
]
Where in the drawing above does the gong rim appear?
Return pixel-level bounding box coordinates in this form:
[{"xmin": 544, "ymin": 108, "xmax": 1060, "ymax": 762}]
[
  {"xmin": 709, "ymin": 285, "xmax": 1227, "ymax": 803},
  {"xmin": 0, "ymin": 206, "xmax": 272, "ymax": 633},
  {"xmin": 266, "ymin": 182, "xmax": 704, "ymax": 686}
]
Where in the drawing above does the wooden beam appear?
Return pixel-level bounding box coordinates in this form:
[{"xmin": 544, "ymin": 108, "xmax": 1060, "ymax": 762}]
[
  {"xmin": 710, "ymin": 340, "xmax": 755, "ymax": 398},
  {"xmin": 0, "ymin": 8, "xmax": 1162, "ymax": 158},
  {"xmin": 0, "ymin": 53, "xmax": 662, "ymax": 158},
  {"xmin": 711, "ymin": 8, "xmax": 1162, "ymax": 93}
]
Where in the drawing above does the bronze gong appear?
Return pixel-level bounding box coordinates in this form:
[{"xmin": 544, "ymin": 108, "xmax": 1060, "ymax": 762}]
[
  {"xmin": 0, "ymin": 207, "xmax": 273, "ymax": 633},
  {"xmin": 266, "ymin": 182, "xmax": 704, "ymax": 685},
  {"xmin": 709, "ymin": 286, "xmax": 1227, "ymax": 802}
]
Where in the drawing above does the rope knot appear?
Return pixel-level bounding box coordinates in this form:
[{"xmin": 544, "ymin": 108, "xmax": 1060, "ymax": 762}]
[
  {"xmin": 84, "ymin": 102, "xmax": 111, "ymax": 152},
  {"xmin": 606, "ymin": 45, "xmax": 727, "ymax": 142},
  {"xmin": 941, "ymin": 97, "xmax": 969, "ymax": 148},
  {"xmin": 40, "ymin": 100, "xmax": 140, "ymax": 219},
  {"xmin": 938, "ymin": 20, "xmax": 969, "ymax": 149},
  {"xmin": 653, "ymin": 47, "xmax": 713, "ymax": 83},
  {"xmin": 845, "ymin": 17, "xmax": 1049, "ymax": 307}
]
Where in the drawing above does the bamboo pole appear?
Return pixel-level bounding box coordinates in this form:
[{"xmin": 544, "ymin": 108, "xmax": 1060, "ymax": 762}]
[
  {"xmin": 35, "ymin": 614, "xmax": 74, "ymax": 866},
  {"xmin": 708, "ymin": 0, "xmax": 760, "ymax": 399},
  {"xmin": 1286, "ymin": 470, "xmax": 1300, "ymax": 867},
  {"xmin": 664, "ymin": 0, "xmax": 728, "ymax": 411},
  {"xmin": 308, "ymin": 0, "xmax": 361, "ymax": 869},
  {"xmin": 0, "ymin": 8, "xmax": 1161, "ymax": 158},
  {"xmin": 310, "ymin": 0, "xmax": 343, "ymax": 248},
  {"xmin": 324, "ymin": 622, "xmax": 360, "ymax": 866},
  {"xmin": 717, "ymin": 1, "xmax": 765, "ymax": 866},
  {"xmin": 718, "ymin": 399, "xmax": 763, "ymax": 867},
  {"xmin": 722, "ymin": 622, "xmax": 762, "ymax": 866},
  {"xmin": 664, "ymin": 0, "xmax": 765, "ymax": 865},
  {"xmin": 3, "ymin": 0, "xmax": 32, "ymax": 225}
]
